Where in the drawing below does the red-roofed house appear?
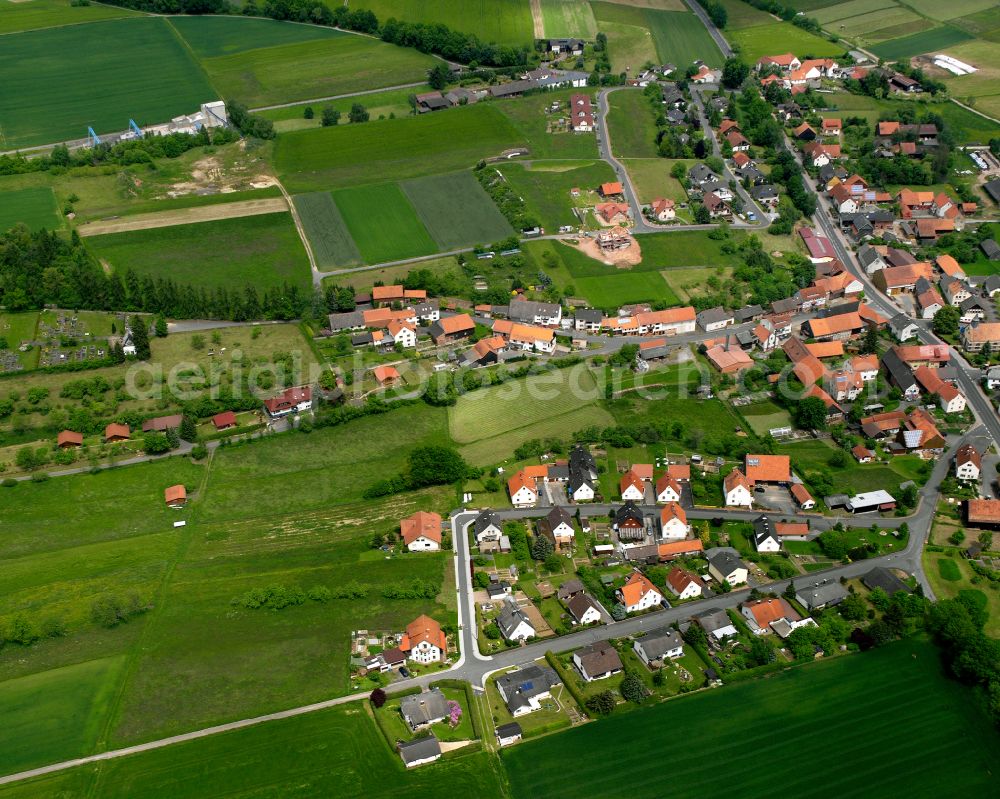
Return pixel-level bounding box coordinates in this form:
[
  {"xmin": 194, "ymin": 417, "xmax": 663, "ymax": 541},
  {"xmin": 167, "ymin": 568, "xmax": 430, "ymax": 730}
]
[
  {"xmin": 725, "ymin": 469, "xmax": 754, "ymax": 507},
  {"xmin": 57, "ymin": 430, "xmax": 83, "ymax": 448},
  {"xmin": 620, "ymin": 469, "xmax": 645, "ymax": 501},
  {"xmin": 745, "ymin": 454, "xmax": 791, "ymax": 485},
  {"xmin": 666, "ymin": 567, "xmax": 705, "ymax": 600},
  {"xmin": 263, "ymin": 386, "xmax": 312, "ymax": 417},
  {"xmin": 400, "ymin": 511, "xmax": 443, "ymax": 551},
  {"xmin": 212, "ymin": 411, "xmax": 237, "ymax": 430},
  {"xmin": 617, "ymin": 572, "xmax": 664, "ymax": 614},
  {"xmin": 791, "ymin": 483, "xmax": 815, "ymax": 510},
  {"xmin": 656, "ymin": 474, "xmax": 682, "ymax": 503},
  {"xmin": 401, "ymin": 615, "xmax": 447, "ymax": 663},
  {"xmin": 508, "ymin": 470, "xmax": 540, "ymax": 508}
]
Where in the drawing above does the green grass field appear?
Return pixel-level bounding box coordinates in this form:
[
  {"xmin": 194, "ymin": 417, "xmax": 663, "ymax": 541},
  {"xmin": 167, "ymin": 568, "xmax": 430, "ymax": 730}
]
[
  {"xmin": 0, "ymin": 657, "xmax": 125, "ymax": 777},
  {"xmin": 275, "ymin": 104, "xmax": 525, "ymax": 192},
  {"xmin": 0, "ymin": 187, "xmax": 61, "ymax": 233},
  {"xmin": 0, "ymin": 17, "xmax": 214, "ymax": 149},
  {"xmin": 717, "ymin": 0, "xmax": 775, "ymax": 29},
  {"xmin": 869, "ymin": 25, "xmax": 973, "ymax": 59},
  {"xmin": 590, "ymin": 3, "xmax": 659, "ymax": 73},
  {"xmin": 353, "ymin": 0, "xmax": 534, "ymax": 44},
  {"xmin": 497, "ymin": 160, "xmax": 615, "ymax": 230},
  {"xmin": 775, "ymin": 438, "xmax": 925, "ymax": 495},
  {"xmin": 906, "ymin": 0, "xmax": 998, "ymax": 21},
  {"xmin": 293, "ymin": 191, "xmax": 363, "ymax": 269},
  {"xmin": 607, "ymin": 89, "xmax": 659, "ymax": 158},
  {"xmin": 504, "ymin": 640, "xmax": 1000, "ymax": 798},
  {"xmin": 0, "ymin": 0, "xmax": 141, "ymax": 35},
  {"xmin": 167, "ymin": 13, "xmax": 344, "ymax": 57},
  {"xmin": 261, "ymin": 85, "xmax": 430, "ymax": 132},
  {"xmin": 575, "ymin": 271, "xmax": 681, "ymax": 309},
  {"xmin": 194, "ymin": 33, "xmax": 437, "ymax": 108},
  {"xmin": 740, "ymin": 399, "xmax": 794, "ymax": 435},
  {"xmin": 622, "ymin": 158, "xmax": 694, "ymax": 203},
  {"xmin": 0, "ymin": 704, "xmax": 506, "ymax": 797},
  {"xmin": 646, "ymin": 9, "xmax": 724, "ymax": 68},
  {"xmin": 541, "ymin": 0, "xmax": 598, "ymax": 37},
  {"xmin": 449, "ymin": 365, "xmax": 604, "ymax": 444},
  {"xmin": 400, "ymin": 171, "xmax": 513, "ymax": 250},
  {"xmin": 493, "ymin": 88, "xmax": 601, "ymax": 160},
  {"xmin": 332, "ymin": 183, "xmax": 437, "ymax": 264},
  {"xmin": 86, "ymin": 212, "xmax": 312, "ymax": 291},
  {"xmin": 730, "ymin": 22, "xmax": 844, "ymax": 63}
]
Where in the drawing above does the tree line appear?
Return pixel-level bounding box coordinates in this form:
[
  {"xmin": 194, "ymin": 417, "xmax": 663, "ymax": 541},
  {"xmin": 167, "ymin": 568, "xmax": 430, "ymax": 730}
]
[{"xmin": 99, "ymin": 0, "xmax": 532, "ymax": 67}]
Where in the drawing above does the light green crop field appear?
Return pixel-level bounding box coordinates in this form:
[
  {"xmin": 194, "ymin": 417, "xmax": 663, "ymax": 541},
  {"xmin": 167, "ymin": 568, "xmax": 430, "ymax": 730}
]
[
  {"xmin": 293, "ymin": 191, "xmax": 363, "ymax": 269},
  {"xmin": 906, "ymin": 0, "xmax": 998, "ymax": 21},
  {"xmin": 352, "ymin": 0, "xmax": 534, "ymax": 45},
  {"xmin": 622, "ymin": 158, "xmax": 694, "ymax": 203},
  {"xmin": 646, "ymin": 9, "xmax": 724, "ymax": 67},
  {"xmin": 0, "ymin": 17, "xmax": 215, "ymax": 149},
  {"xmin": 195, "ymin": 34, "xmax": 438, "ymax": 108},
  {"xmin": 813, "ymin": 0, "xmax": 901, "ymax": 24},
  {"xmin": 449, "ymin": 365, "xmax": 604, "ymax": 444},
  {"xmin": 834, "ymin": 8, "xmax": 927, "ymax": 41},
  {"xmin": 504, "ymin": 640, "xmax": 1000, "ymax": 799},
  {"xmin": 0, "ymin": 187, "xmax": 61, "ymax": 232},
  {"xmin": 401, "ymin": 171, "xmax": 514, "ymax": 250},
  {"xmin": 607, "ymin": 89, "xmax": 659, "ymax": 158},
  {"xmin": 497, "ymin": 160, "xmax": 616, "ymax": 230},
  {"xmin": 730, "ymin": 22, "xmax": 844, "ymax": 63},
  {"xmin": 167, "ymin": 13, "xmax": 344, "ymax": 57},
  {"xmin": 0, "ymin": 0, "xmax": 141, "ymax": 34},
  {"xmin": 0, "ymin": 704, "xmax": 507, "ymax": 798},
  {"xmin": 869, "ymin": 25, "xmax": 973, "ymax": 59},
  {"xmin": 275, "ymin": 104, "xmax": 525, "ymax": 192},
  {"xmin": 332, "ymin": 183, "xmax": 437, "ymax": 264},
  {"xmin": 823, "ymin": 91, "xmax": 1000, "ymax": 142},
  {"xmin": 541, "ymin": 0, "xmax": 599, "ymax": 37},
  {"xmin": 0, "ymin": 657, "xmax": 125, "ymax": 777},
  {"xmin": 85, "ymin": 212, "xmax": 312, "ymax": 292}
]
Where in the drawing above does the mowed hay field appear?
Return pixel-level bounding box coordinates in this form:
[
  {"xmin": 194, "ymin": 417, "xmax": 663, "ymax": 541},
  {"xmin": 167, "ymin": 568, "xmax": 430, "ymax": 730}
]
[
  {"xmin": 86, "ymin": 212, "xmax": 312, "ymax": 292},
  {"xmin": 0, "ymin": 17, "xmax": 214, "ymax": 149},
  {"xmin": 0, "ymin": 187, "xmax": 61, "ymax": 232},
  {"xmin": 293, "ymin": 191, "xmax": 363, "ymax": 269},
  {"xmin": 504, "ymin": 640, "xmax": 1000, "ymax": 799},
  {"xmin": 0, "ymin": 706, "xmax": 507, "ymax": 799},
  {"xmin": 353, "ymin": 0, "xmax": 535, "ymax": 45},
  {"xmin": 400, "ymin": 171, "xmax": 513, "ymax": 250},
  {"xmin": 730, "ymin": 22, "xmax": 844, "ymax": 63},
  {"xmin": 591, "ymin": 3, "xmax": 722, "ymax": 67},
  {"xmin": 607, "ymin": 89, "xmax": 659, "ymax": 158},
  {"xmin": 541, "ymin": 0, "xmax": 598, "ymax": 38},
  {"xmin": 449, "ymin": 365, "xmax": 615, "ymax": 464},
  {"xmin": 274, "ymin": 104, "xmax": 525, "ymax": 192},
  {"xmin": 332, "ymin": 183, "xmax": 437, "ymax": 264},
  {"xmin": 870, "ymin": 25, "xmax": 973, "ymax": 59},
  {"xmin": 575, "ymin": 270, "xmax": 681, "ymax": 309}
]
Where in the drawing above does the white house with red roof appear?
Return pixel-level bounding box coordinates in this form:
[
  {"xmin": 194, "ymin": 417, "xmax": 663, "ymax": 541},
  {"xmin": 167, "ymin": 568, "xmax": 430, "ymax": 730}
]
[
  {"xmin": 659, "ymin": 503, "xmax": 689, "ymax": 540},
  {"xmin": 262, "ymin": 386, "xmax": 312, "ymax": 418},
  {"xmin": 666, "ymin": 567, "xmax": 705, "ymax": 600},
  {"xmin": 655, "ymin": 474, "xmax": 682, "ymax": 503},
  {"xmin": 616, "ymin": 572, "xmax": 664, "ymax": 614},
  {"xmin": 724, "ymin": 469, "xmax": 754, "ymax": 508},
  {"xmin": 400, "ymin": 511, "xmax": 443, "ymax": 552},
  {"xmin": 401, "ymin": 615, "xmax": 447, "ymax": 663}
]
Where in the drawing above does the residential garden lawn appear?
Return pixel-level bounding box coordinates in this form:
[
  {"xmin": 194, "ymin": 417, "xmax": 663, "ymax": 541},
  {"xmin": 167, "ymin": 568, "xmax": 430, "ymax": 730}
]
[
  {"xmin": 493, "ymin": 89, "xmax": 601, "ymax": 160},
  {"xmin": 574, "ymin": 270, "xmax": 681, "ymax": 309},
  {"xmin": 738, "ymin": 399, "xmax": 793, "ymax": 436},
  {"xmin": 400, "ymin": 171, "xmax": 513, "ymax": 250},
  {"xmin": 260, "ymin": 86, "xmax": 432, "ymax": 132},
  {"xmin": 0, "ymin": 704, "xmax": 508, "ymax": 798},
  {"xmin": 613, "ymin": 360, "xmax": 702, "ymax": 393},
  {"xmin": 717, "ymin": 0, "xmax": 774, "ymax": 29},
  {"xmin": 0, "ymin": 657, "xmax": 125, "ymax": 776},
  {"xmin": 662, "ymin": 265, "xmax": 735, "ymax": 302},
  {"xmin": 607, "ymin": 89, "xmax": 659, "ymax": 158},
  {"xmin": 293, "ymin": 191, "xmax": 363, "ymax": 268},
  {"xmin": 0, "ymin": 0, "xmax": 141, "ymax": 34},
  {"xmin": 449, "ymin": 364, "xmax": 604, "ymax": 445},
  {"xmin": 541, "ymin": 0, "xmax": 598, "ymax": 38},
  {"xmin": 275, "ymin": 104, "xmax": 524, "ymax": 192},
  {"xmin": 485, "ymin": 664, "xmax": 576, "ymax": 738},
  {"xmin": 352, "ymin": 0, "xmax": 535, "ymax": 45},
  {"xmin": 0, "ymin": 17, "xmax": 214, "ymax": 149},
  {"xmin": 167, "ymin": 13, "xmax": 343, "ymax": 57},
  {"xmin": 497, "ymin": 160, "xmax": 615, "ymax": 231},
  {"xmin": 924, "ymin": 550, "xmax": 1000, "ymax": 636},
  {"xmin": 622, "ymin": 158, "xmax": 694, "ymax": 204},
  {"xmin": 729, "ymin": 22, "xmax": 843, "ymax": 64},
  {"xmin": 332, "ymin": 183, "xmax": 437, "ymax": 264},
  {"xmin": 869, "ymin": 25, "xmax": 973, "ymax": 60},
  {"xmin": 85, "ymin": 212, "xmax": 312, "ymax": 292},
  {"xmin": 0, "ymin": 311, "xmax": 40, "ymax": 363},
  {"xmin": 0, "ymin": 187, "xmax": 62, "ymax": 233},
  {"xmin": 505, "ymin": 639, "xmax": 1000, "ymax": 799},
  {"xmin": 194, "ymin": 34, "xmax": 438, "ymax": 108},
  {"xmin": 774, "ymin": 438, "xmax": 929, "ymax": 495},
  {"xmin": 377, "ymin": 684, "xmax": 474, "ymax": 743},
  {"xmin": 608, "ymin": 393, "xmax": 739, "ymax": 443},
  {"xmin": 619, "ymin": 643, "xmax": 708, "ymax": 696}
]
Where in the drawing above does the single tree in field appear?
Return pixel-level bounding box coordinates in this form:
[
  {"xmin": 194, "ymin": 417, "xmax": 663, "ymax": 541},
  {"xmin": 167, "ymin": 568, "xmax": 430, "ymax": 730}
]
[
  {"xmin": 303, "ymin": 106, "xmax": 314, "ymax": 119},
  {"xmin": 428, "ymin": 63, "xmax": 451, "ymax": 91},
  {"xmin": 348, "ymin": 103, "xmax": 370, "ymax": 124},
  {"xmin": 321, "ymin": 106, "xmax": 340, "ymax": 127},
  {"xmin": 129, "ymin": 315, "xmax": 150, "ymax": 360}
]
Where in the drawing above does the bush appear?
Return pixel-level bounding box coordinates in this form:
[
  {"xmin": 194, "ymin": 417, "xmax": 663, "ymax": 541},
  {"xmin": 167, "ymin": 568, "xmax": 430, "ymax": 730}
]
[
  {"xmin": 91, "ymin": 593, "xmax": 146, "ymax": 628},
  {"xmin": 585, "ymin": 690, "xmax": 616, "ymax": 715},
  {"xmin": 308, "ymin": 585, "xmax": 332, "ymax": 603}
]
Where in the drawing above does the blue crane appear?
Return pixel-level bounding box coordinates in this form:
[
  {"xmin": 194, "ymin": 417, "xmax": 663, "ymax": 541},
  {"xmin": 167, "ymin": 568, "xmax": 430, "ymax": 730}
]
[
  {"xmin": 87, "ymin": 127, "xmax": 101, "ymax": 147},
  {"xmin": 128, "ymin": 119, "xmax": 143, "ymax": 138}
]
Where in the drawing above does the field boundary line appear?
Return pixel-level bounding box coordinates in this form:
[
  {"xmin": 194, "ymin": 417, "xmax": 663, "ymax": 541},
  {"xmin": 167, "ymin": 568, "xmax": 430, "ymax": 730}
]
[
  {"xmin": 76, "ymin": 198, "xmax": 290, "ymax": 237},
  {"xmin": 276, "ymin": 180, "xmax": 320, "ymax": 286},
  {"xmin": 950, "ymin": 97, "xmax": 1000, "ymax": 126},
  {"xmin": 163, "ymin": 16, "xmax": 225, "ymax": 99}
]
